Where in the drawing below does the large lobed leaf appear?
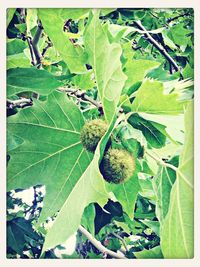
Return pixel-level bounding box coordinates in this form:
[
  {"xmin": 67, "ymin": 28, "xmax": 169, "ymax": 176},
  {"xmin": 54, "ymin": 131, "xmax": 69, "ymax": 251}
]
[
  {"xmin": 161, "ymin": 101, "xmax": 194, "ymax": 258},
  {"xmin": 41, "ymin": 115, "xmax": 117, "ymax": 253},
  {"xmin": 84, "ymin": 10, "xmax": 127, "ymax": 122},
  {"xmin": 7, "ymin": 91, "xmax": 92, "ymax": 225},
  {"xmin": 124, "ymin": 59, "xmax": 160, "ymax": 90},
  {"xmin": 38, "ymin": 9, "xmax": 88, "ymax": 74},
  {"xmin": 131, "ymin": 79, "xmax": 187, "ymax": 115}
]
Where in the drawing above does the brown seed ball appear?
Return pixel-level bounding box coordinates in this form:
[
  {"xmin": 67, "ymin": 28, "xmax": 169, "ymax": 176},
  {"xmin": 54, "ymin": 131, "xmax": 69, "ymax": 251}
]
[
  {"xmin": 100, "ymin": 148, "xmax": 135, "ymax": 184},
  {"xmin": 80, "ymin": 119, "xmax": 108, "ymax": 152}
]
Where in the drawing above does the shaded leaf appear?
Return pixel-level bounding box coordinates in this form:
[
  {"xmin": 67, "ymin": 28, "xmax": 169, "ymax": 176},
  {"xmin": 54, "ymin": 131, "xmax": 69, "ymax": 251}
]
[{"xmin": 7, "ymin": 68, "xmax": 61, "ymax": 96}]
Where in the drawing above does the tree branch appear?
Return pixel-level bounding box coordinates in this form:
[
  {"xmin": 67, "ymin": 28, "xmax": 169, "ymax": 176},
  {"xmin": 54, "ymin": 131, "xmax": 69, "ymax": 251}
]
[
  {"xmin": 166, "ymin": 12, "xmax": 190, "ymax": 23},
  {"xmin": 78, "ymin": 225, "xmax": 126, "ymax": 259},
  {"xmin": 32, "ymin": 22, "xmax": 43, "ymax": 66},
  {"xmin": 58, "ymin": 87, "xmax": 103, "ymax": 114},
  {"xmin": 27, "ymin": 37, "xmax": 36, "ymax": 66},
  {"xmin": 133, "ymin": 20, "xmax": 183, "ymax": 77},
  {"xmin": 7, "ymin": 98, "xmax": 33, "ymax": 109}
]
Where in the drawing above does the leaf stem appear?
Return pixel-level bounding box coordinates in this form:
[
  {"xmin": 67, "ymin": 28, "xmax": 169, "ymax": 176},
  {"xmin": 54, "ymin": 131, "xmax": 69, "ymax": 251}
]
[{"xmin": 78, "ymin": 225, "xmax": 126, "ymax": 259}]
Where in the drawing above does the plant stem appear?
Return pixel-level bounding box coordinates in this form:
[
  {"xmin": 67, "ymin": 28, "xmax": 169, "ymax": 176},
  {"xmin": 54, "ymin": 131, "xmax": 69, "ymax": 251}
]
[
  {"xmin": 78, "ymin": 225, "xmax": 126, "ymax": 259},
  {"xmin": 133, "ymin": 20, "xmax": 183, "ymax": 77}
]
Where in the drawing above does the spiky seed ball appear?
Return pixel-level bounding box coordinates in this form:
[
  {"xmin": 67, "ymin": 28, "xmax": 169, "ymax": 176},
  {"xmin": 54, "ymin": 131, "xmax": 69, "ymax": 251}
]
[
  {"xmin": 100, "ymin": 148, "xmax": 135, "ymax": 184},
  {"xmin": 80, "ymin": 119, "xmax": 108, "ymax": 152}
]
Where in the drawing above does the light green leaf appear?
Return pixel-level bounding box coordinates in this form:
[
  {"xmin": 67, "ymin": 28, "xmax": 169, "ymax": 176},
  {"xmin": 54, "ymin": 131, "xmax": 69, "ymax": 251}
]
[
  {"xmin": 41, "ymin": 115, "xmax": 116, "ymax": 253},
  {"xmin": 152, "ymin": 158, "xmax": 177, "ymax": 224},
  {"xmin": 7, "ymin": 68, "xmax": 62, "ymax": 96},
  {"xmin": 84, "ymin": 11, "xmax": 127, "ymax": 122},
  {"xmin": 7, "ymin": 53, "xmax": 30, "ymax": 69},
  {"xmin": 161, "ymin": 101, "xmax": 194, "ymax": 258},
  {"xmin": 7, "ymin": 91, "xmax": 93, "ymax": 226},
  {"xmin": 72, "ymin": 71, "xmax": 95, "ymax": 90},
  {"xmin": 124, "ymin": 60, "xmax": 160, "ymax": 90},
  {"xmin": 38, "ymin": 9, "xmax": 87, "ymax": 74},
  {"xmin": 59, "ymin": 9, "xmax": 90, "ymax": 20},
  {"xmin": 131, "ymin": 79, "xmax": 187, "ymax": 115},
  {"xmin": 26, "ymin": 9, "xmax": 38, "ymax": 36},
  {"xmin": 135, "ymin": 246, "xmax": 163, "ymax": 259}
]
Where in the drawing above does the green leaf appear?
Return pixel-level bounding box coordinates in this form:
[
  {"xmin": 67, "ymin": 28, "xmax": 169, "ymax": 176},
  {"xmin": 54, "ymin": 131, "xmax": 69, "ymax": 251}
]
[
  {"xmin": 128, "ymin": 114, "xmax": 166, "ymax": 149},
  {"xmin": 72, "ymin": 71, "xmax": 95, "ymax": 90},
  {"xmin": 7, "ymin": 39, "xmax": 27, "ymax": 56},
  {"xmin": 7, "ymin": 68, "xmax": 61, "ymax": 97},
  {"xmin": 161, "ymin": 101, "xmax": 194, "ymax": 258},
  {"xmin": 81, "ymin": 203, "xmax": 96, "ymax": 236},
  {"xmin": 59, "ymin": 9, "xmax": 90, "ymax": 20},
  {"xmin": 7, "ymin": 218, "xmax": 40, "ymax": 255},
  {"xmin": 170, "ymin": 24, "xmax": 192, "ymax": 47},
  {"xmin": 7, "ymin": 8, "xmax": 16, "ymax": 27},
  {"xmin": 7, "ymin": 132, "xmax": 24, "ymax": 152},
  {"xmin": 38, "ymin": 9, "xmax": 87, "ymax": 74},
  {"xmin": 107, "ymin": 160, "xmax": 141, "ymax": 218},
  {"xmin": 134, "ymin": 246, "xmax": 163, "ymax": 259},
  {"xmin": 26, "ymin": 9, "xmax": 38, "ymax": 36},
  {"xmin": 7, "ymin": 53, "xmax": 30, "ymax": 69},
  {"xmin": 124, "ymin": 59, "xmax": 160, "ymax": 90},
  {"xmin": 140, "ymin": 219, "xmax": 160, "ymax": 236},
  {"xmin": 41, "ymin": 116, "xmax": 116, "ymax": 253},
  {"xmin": 131, "ymin": 79, "xmax": 187, "ymax": 115},
  {"xmin": 152, "ymin": 158, "xmax": 177, "ymax": 224},
  {"xmin": 84, "ymin": 10, "xmax": 127, "ymax": 122},
  {"xmin": 7, "ymin": 91, "xmax": 92, "ymax": 226},
  {"xmin": 139, "ymin": 113, "xmax": 184, "ymax": 144}
]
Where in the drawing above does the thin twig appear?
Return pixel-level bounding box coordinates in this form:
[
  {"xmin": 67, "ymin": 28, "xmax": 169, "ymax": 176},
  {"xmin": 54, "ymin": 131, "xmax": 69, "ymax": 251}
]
[
  {"xmin": 41, "ymin": 40, "xmax": 52, "ymax": 57},
  {"xmin": 166, "ymin": 12, "xmax": 190, "ymax": 23},
  {"xmin": 58, "ymin": 87, "xmax": 103, "ymax": 114},
  {"xmin": 133, "ymin": 20, "xmax": 183, "ymax": 77},
  {"xmin": 78, "ymin": 225, "xmax": 126, "ymax": 259},
  {"xmin": 7, "ymin": 98, "xmax": 33, "ymax": 109}
]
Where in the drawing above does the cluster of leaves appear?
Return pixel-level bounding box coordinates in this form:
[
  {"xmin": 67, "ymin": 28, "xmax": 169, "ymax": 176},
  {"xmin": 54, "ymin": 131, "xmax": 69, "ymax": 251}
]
[{"xmin": 7, "ymin": 8, "xmax": 194, "ymax": 259}]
